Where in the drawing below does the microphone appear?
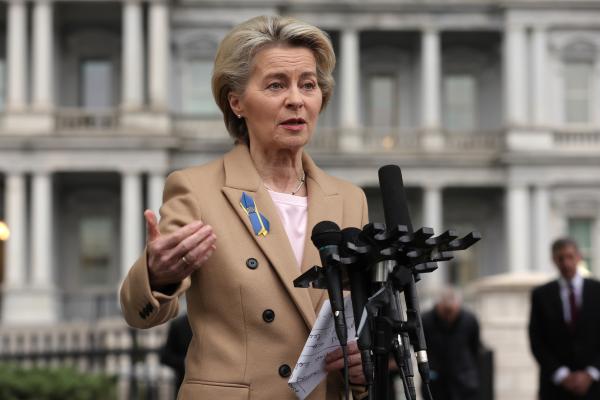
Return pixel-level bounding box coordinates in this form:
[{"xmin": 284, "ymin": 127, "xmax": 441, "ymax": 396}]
[
  {"xmin": 341, "ymin": 227, "xmax": 374, "ymax": 384},
  {"xmin": 378, "ymin": 165, "xmax": 432, "ymax": 389},
  {"xmin": 311, "ymin": 221, "xmax": 347, "ymax": 346}
]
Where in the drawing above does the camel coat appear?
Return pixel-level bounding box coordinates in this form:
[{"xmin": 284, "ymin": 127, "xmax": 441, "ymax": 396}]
[{"xmin": 120, "ymin": 144, "xmax": 369, "ymax": 400}]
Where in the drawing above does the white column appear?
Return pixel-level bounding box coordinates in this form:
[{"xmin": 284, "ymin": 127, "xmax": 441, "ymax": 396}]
[
  {"xmin": 532, "ymin": 185, "xmax": 551, "ymax": 272},
  {"xmin": 147, "ymin": 172, "xmax": 165, "ymax": 218},
  {"xmin": 421, "ymin": 27, "xmax": 441, "ymax": 132},
  {"xmin": 506, "ymin": 185, "xmax": 530, "ymax": 272},
  {"xmin": 31, "ymin": 172, "xmax": 54, "ymax": 287},
  {"xmin": 503, "ymin": 23, "xmax": 528, "ymax": 128},
  {"xmin": 339, "ymin": 28, "xmax": 361, "ymax": 150},
  {"xmin": 121, "ymin": 172, "xmax": 143, "ymax": 278},
  {"xmin": 32, "ymin": 0, "xmax": 54, "ymax": 111},
  {"xmin": 3, "ymin": 173, "xmax": 26, "ymax": 288},
  {"xmin": 148, "ymin": 0, "xmax": 169, "ymax": 111},
  {"xmin": 423, "ymin": 185, "xmax": 445, "ymax": 287},
  {"xmin": 6, "ymin": 0, "xmax": 28, "ymax": 111},
  {"xmin": 531, "ymin": 26, "xmax": 547, "ymax": 126},
  {"xmin": 122, "ymin": 0, "xmax": 145, "ymax": 110}
]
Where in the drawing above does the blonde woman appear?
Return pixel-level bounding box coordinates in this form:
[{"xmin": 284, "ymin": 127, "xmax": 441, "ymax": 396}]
[{"xmin": 120, "ymin": 15, "xmax": 368, "ymax": 399}]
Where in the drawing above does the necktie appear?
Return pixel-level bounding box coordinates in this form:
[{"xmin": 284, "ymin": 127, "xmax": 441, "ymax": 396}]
[{"xmin": 568, "ymin": 282, "xmax": 578, "ymax": 330}]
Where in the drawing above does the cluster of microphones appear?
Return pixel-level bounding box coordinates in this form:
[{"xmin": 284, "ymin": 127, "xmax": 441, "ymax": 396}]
[{"xmin": 294, "ymin": 165, "xmax": 481, "ymax": 400}]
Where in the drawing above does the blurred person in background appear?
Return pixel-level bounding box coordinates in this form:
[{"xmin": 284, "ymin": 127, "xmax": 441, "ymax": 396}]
[
  {"xmin": 529, "ymin": 238, "xmax": 600, "ymax": 400},
  {"xmin": 421, "ymin": 287, "xmax": 481, "ymax": 400},
  {"xmin": 119, "ymin": 15, "xmax": 369, "ymax": 399}
]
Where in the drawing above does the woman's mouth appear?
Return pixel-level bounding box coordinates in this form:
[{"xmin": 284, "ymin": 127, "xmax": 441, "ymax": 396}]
[{"xmin": 279, "ymin": 118, "xmax": 306, "ymax": 131}]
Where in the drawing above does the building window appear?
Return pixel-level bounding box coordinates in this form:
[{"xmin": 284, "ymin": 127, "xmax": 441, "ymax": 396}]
[
  {"xmin": 80, "ymin": 59, "xmax": 114, "ymax": 109},
  {"xmin": 181, "ymin": 59, "xmax": 219, "ymax": 115},
  {"xmin": 564, "ymin": 61, "xmax": 593, "ymax": 124},
  {"xmin": 367, "ymin": 74, "xmax": 398, "ymax": 148},
  {"xmin": 443, "ymin": 74, "xmax": 476, "ymax": 132},
  {"xmin": 79, "ymin": 216, "xmax": 113, "ymax": 285},
  {"xmin": 568, "ymin": 217, "xmax": 594, "ymax": 273}
]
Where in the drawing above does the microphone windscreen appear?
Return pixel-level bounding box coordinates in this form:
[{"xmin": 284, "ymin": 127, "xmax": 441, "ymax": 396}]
[
  {"xmin": 378, "ymin": 165, "xmax": 413, "ymax": 233},
  {"xmin": 311, "ymin": 221, "xmax": 341, "ymax": 248}
]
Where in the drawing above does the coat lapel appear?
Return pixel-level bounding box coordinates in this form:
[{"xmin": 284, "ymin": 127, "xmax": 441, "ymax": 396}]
[
  {"xmin": 299, "ymin": 152, "xmax": 343, "ymax": 311},
  {"xmin": 221, "ymin": 145, "xmax": 324, "ymax": 329}
]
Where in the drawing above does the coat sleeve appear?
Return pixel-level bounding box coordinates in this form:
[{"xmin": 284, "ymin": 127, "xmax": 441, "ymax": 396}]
[
  {"xmin": 528, "ymin": 287, "xmax": 562, "ymax": 375},
  {"xmin": 119, "ymin": 170, "xmax": 200, "ymax": 329}
]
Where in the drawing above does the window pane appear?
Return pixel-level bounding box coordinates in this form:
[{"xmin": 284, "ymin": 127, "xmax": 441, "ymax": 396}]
[
  {"xmin": 80, "ymin": 60, "xmax": 113, "ymax": 109},
  {"xmin": 443, "ymin": 75, "xmax": 476, "ymax": 132},
  {"xmin": 568, "ymin": 217, "xmax": 593, "ymax": 272},
  {"xmin": 182, "ymin": 60, "xmax": 219, "ymax": 115},
  {"xmin": 79, "ymin": 216, "xmax": 112, "ymax": 285},
  {"xmin": 564, "ymin": 62, "xmax": 592, "ymax": 124},
  {"xmin": 368, "ymin": 75, "xmax": 396, "ymax": 128}
]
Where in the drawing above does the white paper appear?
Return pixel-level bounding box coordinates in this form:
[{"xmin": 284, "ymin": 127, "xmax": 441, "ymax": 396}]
[{"xmin": 288, "ymin": 296, "xmax": 356, "ymax": 399}]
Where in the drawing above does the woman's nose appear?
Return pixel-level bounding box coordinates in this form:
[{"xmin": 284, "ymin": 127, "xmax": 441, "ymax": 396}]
[{"xmin": 285, "ymin": 87, "xmax": 304, "ymax": 109}]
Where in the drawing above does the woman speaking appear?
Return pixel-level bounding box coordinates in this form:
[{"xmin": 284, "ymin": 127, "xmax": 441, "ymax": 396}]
[{"xmin": 120, "ymin": 15, "xmax": 368, "ymax": 399}]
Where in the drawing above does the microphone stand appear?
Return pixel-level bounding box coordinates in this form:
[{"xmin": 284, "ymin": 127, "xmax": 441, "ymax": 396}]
[{"xmin": 294, "ymin": 224, "xmax": 480, "ymax": 400}]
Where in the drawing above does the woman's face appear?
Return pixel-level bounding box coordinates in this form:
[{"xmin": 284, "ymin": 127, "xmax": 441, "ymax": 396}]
[{"xmin": 229, "ymin": 45, "xmax": 323, "ymax": 152}]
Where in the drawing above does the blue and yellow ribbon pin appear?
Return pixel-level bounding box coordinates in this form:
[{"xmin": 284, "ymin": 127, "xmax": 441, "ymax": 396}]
[{"xmin": 240, "ymin": 192, "xmax": 270, "ymax": 237}]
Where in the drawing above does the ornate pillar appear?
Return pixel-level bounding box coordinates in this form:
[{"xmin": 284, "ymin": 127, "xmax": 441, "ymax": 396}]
[
  {"xmin": 147, "ymin": 172, "xmax": 165, "ymax": 218},
  {"xmin": 532, "ymin": 185, "xmax": 551, "ymax": 271},
  {"xmin": 122, "ymin": 0, "xmax": 144, "ymax": 111},
  {"xmin": 420, "ymin": 27, "xmax": 443, "ymax": 150},
  {"xmin": 148, "ymin": 0, "xmax": 169, "ymax": 111},
  {"xmin": 339, "ymin": 28, "xmax": 361, "ymax": 151},
  {"xmin": 531, "ymin": 26, "xmax": 548, "ymax": 126},
  {"xmin": 423, "ymin": 184, "xmax": 445, "ymax": 288},
  {"xmin": 121, "ymin": 172, "xmax": 143, "ymax": 279},
  {"xmin": 6, "ymin": 0, "xmax": 27, "ymax": 112},
  {"xmin": 32, "ymin": 0, "xmax": 54, "ymax": 112},
  {"xmin": 506, "ymin": 185, "xmax": 531, "ymax": 272},
  {"xmin": 503, "ymin": 23, "xmax": 528, "ymax": 128}
]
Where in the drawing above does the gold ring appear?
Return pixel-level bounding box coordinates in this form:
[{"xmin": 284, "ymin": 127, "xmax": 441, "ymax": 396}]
[{"xmin": 182, "ymin": 255, "xmax": 191, "ymax": 265}]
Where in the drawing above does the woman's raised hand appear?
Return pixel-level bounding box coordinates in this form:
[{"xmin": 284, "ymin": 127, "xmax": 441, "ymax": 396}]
[{"xmin": 144, "ymin": 209, "xmax": 217, "ymax": 289}]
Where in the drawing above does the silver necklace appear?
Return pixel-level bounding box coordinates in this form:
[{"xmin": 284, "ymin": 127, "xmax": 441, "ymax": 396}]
[{"xmin": 263, "ymin": 172, "xmax": 306, "ymax": 195}]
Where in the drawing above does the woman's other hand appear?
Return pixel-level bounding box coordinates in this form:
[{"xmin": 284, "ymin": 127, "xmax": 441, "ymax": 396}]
[
  {"xmin": 324, "ymin": 340, "xmax": 366, "ymax": 385},
  {"xmin": 144, "ymin": 209, "xmax": 217, "ymax": 289}
]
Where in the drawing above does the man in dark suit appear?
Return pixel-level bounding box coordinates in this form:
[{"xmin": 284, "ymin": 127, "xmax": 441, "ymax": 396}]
[
  {"xmin": 529, "ymin": 238, "xmax": 600, "ymax": 399},
  {"xmin": 421, "ymin": 287, "xmax": 481, "ymax": 400}
]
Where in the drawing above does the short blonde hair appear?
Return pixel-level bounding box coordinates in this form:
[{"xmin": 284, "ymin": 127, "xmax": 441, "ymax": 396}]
[{"xmin": 212, "ymin": 15, "xmax": 336, "ymax": 143}]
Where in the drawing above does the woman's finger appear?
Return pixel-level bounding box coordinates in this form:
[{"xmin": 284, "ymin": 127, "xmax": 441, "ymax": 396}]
[
  {"xmin": 153, "ymin": 220, "xmax": 204, "ymax": 252},
  {"xmin": 186, "ymin": 233, "xmax": 217, "ymax": 263},
  {"xmin": 165, "ymin": 225, "xmax": 214, "ymax": 263},
  {"xmin": 144, "ymin": 209, "xmax": 161, "ymax": 242}
]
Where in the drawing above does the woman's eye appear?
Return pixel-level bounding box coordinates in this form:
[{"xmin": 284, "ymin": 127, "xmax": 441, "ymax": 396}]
[
  {"xmin": 267, "ymin": 82, "xmax": 284, "ymax": 90},
  {"xmin": 302, "ymin": 82, "xmax": 317, "ymax": 90}
]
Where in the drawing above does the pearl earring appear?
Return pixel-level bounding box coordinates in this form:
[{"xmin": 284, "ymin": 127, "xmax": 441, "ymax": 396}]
[{"xmin": 237, "ymin": 114, "xmax": 242, "ymax": 119}]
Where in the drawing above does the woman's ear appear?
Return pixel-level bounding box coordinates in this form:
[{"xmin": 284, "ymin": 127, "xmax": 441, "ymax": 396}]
[{"xmin": 228, "ymin": 92, "xmax": 243, "ymax": 116}]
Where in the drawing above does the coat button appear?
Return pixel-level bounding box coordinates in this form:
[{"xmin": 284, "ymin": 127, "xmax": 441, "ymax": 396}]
[
  {"xmin": 262, "ymin": 309, "xmax": 275, "ymax": 323},
  {"xmin": 278, "ymin": 364, "xmax": 291, "ymax": 378},
  {"xmin": 246, "ymin": 258, "xmax": 259, "ymax": 269}
]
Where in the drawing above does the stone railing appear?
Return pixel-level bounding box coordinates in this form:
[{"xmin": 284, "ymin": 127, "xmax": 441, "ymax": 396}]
[
  {"xmin": 553, "ymin": 128, "xmax": 600, "ymax": 149},
  {"xmin": 0, "ymin": 318, "xmax": 175, "ymax": 400},
  {"xmin": 56, "ymin": 108, "xmax": 120, "ymax": 132},
  {"xmin": 309, "ymin": 126, "xmax": 503, "ymax": 153}
]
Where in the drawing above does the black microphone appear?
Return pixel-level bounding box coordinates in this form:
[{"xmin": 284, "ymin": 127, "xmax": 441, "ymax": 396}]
[
  {"xmin": 378, "ymin": 165, "xmax": 432, "ymax": 389},
  {"xmin": 311, "ymin": 221, "xmax": 347, "ymax": 346},
  {"xmin": 341, "ymin": 227, "xmax": 374, "ymax": 384}
]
